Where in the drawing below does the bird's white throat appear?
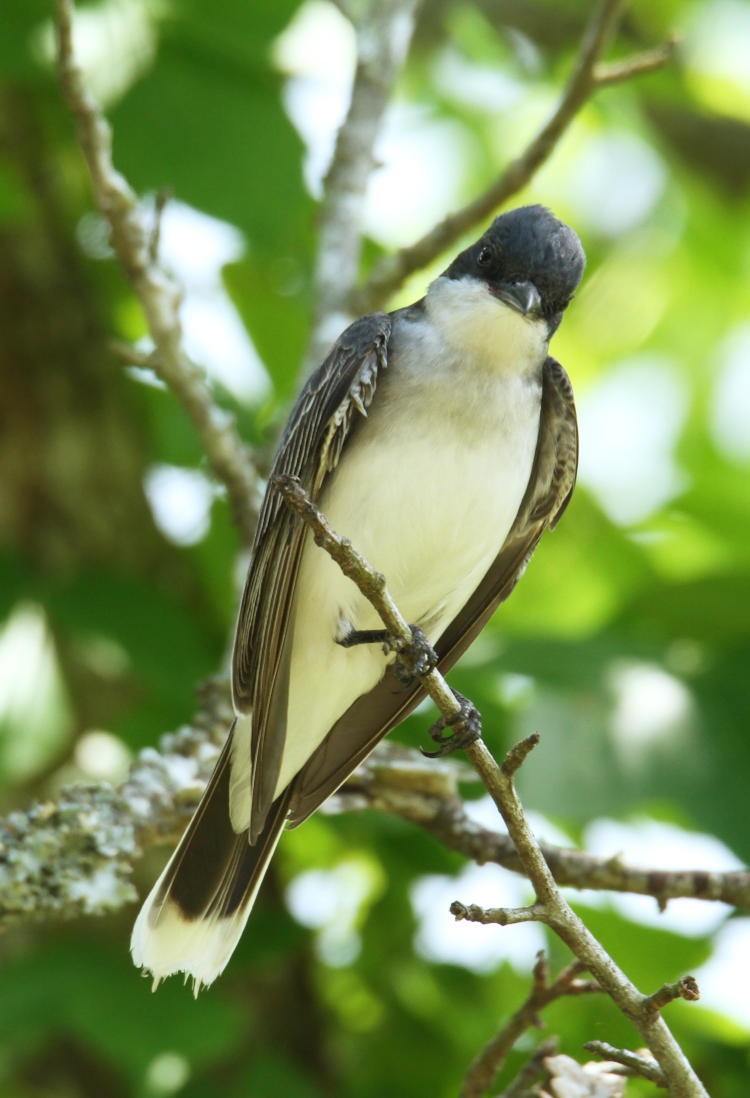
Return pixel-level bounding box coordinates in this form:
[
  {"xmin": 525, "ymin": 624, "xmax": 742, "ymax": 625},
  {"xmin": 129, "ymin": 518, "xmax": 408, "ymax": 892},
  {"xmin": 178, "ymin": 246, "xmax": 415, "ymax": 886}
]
[{"xmin": 426, "ymin": 274, "xmax": 548, "ymax": 372}]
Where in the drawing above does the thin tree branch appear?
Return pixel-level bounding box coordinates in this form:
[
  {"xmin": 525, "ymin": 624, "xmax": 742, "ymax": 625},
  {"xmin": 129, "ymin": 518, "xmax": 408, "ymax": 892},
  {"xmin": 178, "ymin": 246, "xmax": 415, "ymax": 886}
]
[
  {"xmin": 351, "ymin": 0, "xmax": 674, "ymax": 314},
  {"xmin": 463, "ymin": 735, "xmax": 707, "ymax": 1097},
  {"xmin": 584, "ymin": 1042, "xmax": 667, "ymax": 1087},
  {"xmin": 54, "ymin": 0, "xmax": 260, "ymax": 544},
  {"xmin": 460, "ymin": 955, "xmax": 602, "ymax": 1098},
  {"xmin": 497, "ymin": 1038, "xmax": 558, "ymax": 1098},
  {"xmin": 644, "ymin": 977, "xmax": 701, "ymax": 1014},
  {"xmin": 274, "ymin": 478, "xmax": 709, "ymax": 1098},
  {"xmin": 592, "ymin": 37, "xmax": 678, "ymax": 89},
  {"xmin": 306, "ymin": 0, "xmax": 423, "ymax": 369},
  {"xmin": 337, "ymin": 758, "xmax": 750, "ymax": 908},
  {"xmin": 451, "ymin": 901, "xmax": 547, "ymax": 926}
]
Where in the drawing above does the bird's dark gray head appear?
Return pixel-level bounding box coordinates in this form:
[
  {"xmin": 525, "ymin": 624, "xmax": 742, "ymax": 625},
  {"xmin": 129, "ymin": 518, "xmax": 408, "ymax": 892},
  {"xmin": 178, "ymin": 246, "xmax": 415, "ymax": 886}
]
[{"xmin": 443, "ymin": 205, "xmax": 585, "ymax": 332}]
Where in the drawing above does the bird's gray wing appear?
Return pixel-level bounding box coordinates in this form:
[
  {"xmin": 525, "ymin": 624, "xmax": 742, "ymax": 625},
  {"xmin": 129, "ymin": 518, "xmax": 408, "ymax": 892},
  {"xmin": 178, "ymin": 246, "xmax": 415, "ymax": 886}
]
[
  {"xmin": 231, "ymin": 312, "xmax": 392, "ymax": 831},
  {"xmin": 287, "ymin": 355, "xmax": 578, "ymax": 826}
]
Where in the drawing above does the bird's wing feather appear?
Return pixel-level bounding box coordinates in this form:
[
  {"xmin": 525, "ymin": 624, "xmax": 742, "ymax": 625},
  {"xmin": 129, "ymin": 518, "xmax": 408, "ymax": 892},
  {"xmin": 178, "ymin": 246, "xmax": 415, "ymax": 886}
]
[
  {"xmin": 231, "ymin": 312, "xmax": 392, "ymax": 832},
  {"xmin": 287, "ymin": 355, "xmax": 578, "ymax": 826}
]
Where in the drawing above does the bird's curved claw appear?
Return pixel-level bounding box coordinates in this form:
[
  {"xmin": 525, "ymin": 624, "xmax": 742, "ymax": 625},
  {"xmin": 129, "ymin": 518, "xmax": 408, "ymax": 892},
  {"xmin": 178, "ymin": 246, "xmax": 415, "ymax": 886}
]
[{"xmin": 421, "ymin": 691, "xmax": 482, "ymax": 757}]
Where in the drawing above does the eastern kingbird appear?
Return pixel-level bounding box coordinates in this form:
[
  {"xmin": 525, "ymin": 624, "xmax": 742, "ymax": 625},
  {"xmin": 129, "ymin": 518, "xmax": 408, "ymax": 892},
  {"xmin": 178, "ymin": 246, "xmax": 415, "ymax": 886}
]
[{"xmin": 131, "ymin": 204, "xmax": 585, "ymax": 992}]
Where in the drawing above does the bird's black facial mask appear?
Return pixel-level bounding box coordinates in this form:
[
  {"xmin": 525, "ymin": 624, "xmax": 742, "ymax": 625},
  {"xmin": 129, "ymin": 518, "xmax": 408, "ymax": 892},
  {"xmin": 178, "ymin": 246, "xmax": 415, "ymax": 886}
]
[{"xmin": 444, "ymin": 205, "xmax": 586, "ymax": 330}]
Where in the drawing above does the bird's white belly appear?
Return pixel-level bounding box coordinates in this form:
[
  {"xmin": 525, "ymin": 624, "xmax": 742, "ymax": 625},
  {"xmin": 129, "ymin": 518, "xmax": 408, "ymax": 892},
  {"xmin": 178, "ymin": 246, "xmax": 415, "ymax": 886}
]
[{"xmin": 274, "ymin": 363, "xmax": 542, "ymax": 795}]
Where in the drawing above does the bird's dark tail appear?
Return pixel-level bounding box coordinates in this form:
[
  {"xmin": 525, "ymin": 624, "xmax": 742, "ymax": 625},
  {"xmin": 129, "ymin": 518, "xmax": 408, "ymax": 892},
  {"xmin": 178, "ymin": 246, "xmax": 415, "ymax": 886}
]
[{"xmin": 131, "ymin": 722, "xmax": 289, "ymax": 995}]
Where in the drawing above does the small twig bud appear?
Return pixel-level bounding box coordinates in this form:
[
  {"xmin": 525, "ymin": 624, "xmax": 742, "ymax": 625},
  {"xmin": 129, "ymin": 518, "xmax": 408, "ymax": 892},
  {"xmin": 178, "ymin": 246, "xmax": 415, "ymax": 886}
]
[{"xmin": 643, "ymin": 976, "xmax": 700, "ymax": 1015}]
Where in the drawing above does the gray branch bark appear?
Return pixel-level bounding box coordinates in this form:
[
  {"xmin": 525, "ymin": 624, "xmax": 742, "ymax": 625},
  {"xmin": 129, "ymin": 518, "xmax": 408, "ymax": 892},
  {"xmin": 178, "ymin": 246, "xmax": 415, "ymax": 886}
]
[
  {"xmin": 3, "ymin": 728, "xmax": 746, "ymax": 924},
  {"xmin": 0, "ymin": 685, "xmax": 232, "ymax": 921},
  {"xmin": 459, "ymin": 955, "xmax": 602, "ymax": 1098}
]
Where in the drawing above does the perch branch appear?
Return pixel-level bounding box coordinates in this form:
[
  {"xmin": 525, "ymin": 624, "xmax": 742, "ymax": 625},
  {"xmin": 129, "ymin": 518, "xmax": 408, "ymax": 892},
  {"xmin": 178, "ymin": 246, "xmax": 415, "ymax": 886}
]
[
  {"xmin": 54, "ymin": 0, "xmax": 259, "ymax": 543},
  {"xmin": 274, "ymin": 478, "xmax": 708, "ymax": 1098}
]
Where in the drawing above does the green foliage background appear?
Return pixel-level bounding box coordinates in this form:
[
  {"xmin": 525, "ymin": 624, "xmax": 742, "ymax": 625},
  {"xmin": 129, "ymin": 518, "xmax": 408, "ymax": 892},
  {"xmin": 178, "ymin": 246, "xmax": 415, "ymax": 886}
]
[{"xmin": 1, "ymin": 0, "xmax": 749, "ymax": 1094}]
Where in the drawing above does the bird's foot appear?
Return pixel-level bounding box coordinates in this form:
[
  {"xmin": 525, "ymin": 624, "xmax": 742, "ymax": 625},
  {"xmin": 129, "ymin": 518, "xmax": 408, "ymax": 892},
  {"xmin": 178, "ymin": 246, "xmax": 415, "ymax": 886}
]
[
  {"xmin": 390, "ymin": 625, "xmax": 438, "ymax": 686},
  {"xmin": 338, "ymin": 628, "xmax": 390, "ymax": 649},
  {"xmin": 339, "ymin": 624, "xmax": 437, "ymax": 687},
  {"xmin": 421, "ymin": 691, "xmax": 482, "ymax": 758}
]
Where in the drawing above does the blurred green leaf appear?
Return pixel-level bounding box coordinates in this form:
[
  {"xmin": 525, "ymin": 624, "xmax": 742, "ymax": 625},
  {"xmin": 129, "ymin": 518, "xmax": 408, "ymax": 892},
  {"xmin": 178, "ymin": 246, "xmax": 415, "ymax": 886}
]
[
  {"xmin": 0, "ymin": 935, "xmax": 244, "ymax": 1084},
  {"xmin": 108, "ymin": 9, "xmax": 313, "ymax": 256},
  {"xmin": 0, "ymin": 3, "xmax": 49, "ymax": 79},
  {"xmin": 224, "ymin": 255, "xmax": 310, "ymax": 401}
]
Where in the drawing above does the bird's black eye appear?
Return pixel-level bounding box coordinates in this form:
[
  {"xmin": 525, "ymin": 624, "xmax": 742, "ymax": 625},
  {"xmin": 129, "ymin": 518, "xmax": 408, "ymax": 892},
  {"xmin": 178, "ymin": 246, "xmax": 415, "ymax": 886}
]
[{"xmin": 477, "ymin": 246, "xmax": 493, "ymax": 266}]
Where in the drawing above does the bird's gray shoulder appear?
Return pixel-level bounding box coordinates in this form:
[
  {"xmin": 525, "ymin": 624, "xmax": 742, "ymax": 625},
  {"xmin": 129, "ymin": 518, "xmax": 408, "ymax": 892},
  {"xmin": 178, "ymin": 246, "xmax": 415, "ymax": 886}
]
[
  {"xmin": 391, "ymin": 298, "xmax": 427, "ymax": 324},
  {"xmin": 387, "ymin": 297, "xmax": 428, "ymax": 342}
]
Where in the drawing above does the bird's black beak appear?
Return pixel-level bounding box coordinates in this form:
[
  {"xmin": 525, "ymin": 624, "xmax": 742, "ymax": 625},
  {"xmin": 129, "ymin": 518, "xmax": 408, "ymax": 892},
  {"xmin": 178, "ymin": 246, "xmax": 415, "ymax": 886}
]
[{"xmin": 490, "ymin": 280, "xmax": 542, "ymax": 316}]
